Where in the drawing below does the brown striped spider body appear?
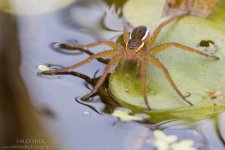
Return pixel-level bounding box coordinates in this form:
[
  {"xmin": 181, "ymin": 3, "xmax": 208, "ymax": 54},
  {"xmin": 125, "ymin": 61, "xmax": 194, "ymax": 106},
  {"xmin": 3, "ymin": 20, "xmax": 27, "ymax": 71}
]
[{"xmin": 43, "ymin": 14, "xmax": 219, "ymax": 110}]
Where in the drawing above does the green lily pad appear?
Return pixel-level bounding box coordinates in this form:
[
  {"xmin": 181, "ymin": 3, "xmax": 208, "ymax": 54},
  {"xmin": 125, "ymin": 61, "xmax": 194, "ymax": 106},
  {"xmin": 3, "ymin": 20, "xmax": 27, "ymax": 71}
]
[
  {"xmin": 208, "ymin": 0, "xmax": 225, "ymax": 25},
  {"xmin": 123, "ymin": 0, "xmax": 165, "ymax": 26},
  {"xmin": 108, "ymin": 0, "xmax": 225, "ymax": 118}
]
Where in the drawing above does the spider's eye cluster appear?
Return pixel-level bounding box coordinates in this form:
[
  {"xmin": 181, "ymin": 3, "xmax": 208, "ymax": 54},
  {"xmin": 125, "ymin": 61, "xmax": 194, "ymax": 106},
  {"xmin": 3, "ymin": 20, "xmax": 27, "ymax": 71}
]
[{"xmin": 130, "ymin": 26, "xmax": 150, "ymax": 41}]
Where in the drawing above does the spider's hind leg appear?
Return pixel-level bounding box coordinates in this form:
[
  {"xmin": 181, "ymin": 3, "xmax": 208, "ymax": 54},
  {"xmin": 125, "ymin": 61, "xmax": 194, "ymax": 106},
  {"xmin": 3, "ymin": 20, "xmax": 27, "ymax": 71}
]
[
  {"xmin": 82, "ymin": 55, "xmax": 122, "ymax": 99},
  {"xmin": 42, "ymin": 50, "xmax": 117, "ymax": 75},
  {"xmin": 148, "ymin": 56, "xmax": 193, "ymax": 106},
  {"xmin": 141, "ymin": 60, "xmax": 152, "ymax": 110}
]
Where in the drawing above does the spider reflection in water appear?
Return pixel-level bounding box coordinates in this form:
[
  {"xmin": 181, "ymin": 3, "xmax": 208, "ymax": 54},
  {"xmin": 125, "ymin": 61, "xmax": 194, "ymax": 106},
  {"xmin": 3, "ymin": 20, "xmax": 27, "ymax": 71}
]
[{"xmin": 42, "ymin": 13, "xmax": 219, "ymax": 110}]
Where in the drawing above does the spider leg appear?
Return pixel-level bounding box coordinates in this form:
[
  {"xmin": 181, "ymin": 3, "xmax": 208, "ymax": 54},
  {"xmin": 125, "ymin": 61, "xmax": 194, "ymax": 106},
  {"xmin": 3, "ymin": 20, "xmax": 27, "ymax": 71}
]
[
  {"xmin": 57, "ymin": 43, "xmax": 110, "ymax": 64},
  {"xmin": 148, "ymin": 56, "xmax": 193, "ymax": 106},
  {"xmin": 136, "ymin": 60, "xmax": 142, "ymax": 75},
  {"xmin": 147, "ymin": 13, "xmax": 187, "ymax": 47},
  {"xmin": 140, "ymin": 60, "xmax": 151, "ymax": 110},
  {"xmin": 68, "ymin": 48, "xmax": 110, "ymax": 64},
  {"xmin": 42, "ymin": 50, "xmax": 117, "ymax": 75},
  {"xmin": 150, "ymin": 42, "xmax": 219, "ymax": 59},
  {"xmin": 82, "ymin": 55, "xmax": 122, "ymax": 99},
  {"xmin": 60, "ymin": 41, "xmax": 120, "ymax": 50},
  {"xmin": 123, "ymin": 20, "xmax": 129, "ymax": 44}
]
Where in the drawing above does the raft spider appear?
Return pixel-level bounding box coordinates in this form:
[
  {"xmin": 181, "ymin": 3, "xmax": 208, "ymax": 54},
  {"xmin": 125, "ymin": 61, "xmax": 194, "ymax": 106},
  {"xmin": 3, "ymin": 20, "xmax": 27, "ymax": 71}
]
[{"xmin": 42, "ymin": 13, "xmax": 219, "ymax": 110}]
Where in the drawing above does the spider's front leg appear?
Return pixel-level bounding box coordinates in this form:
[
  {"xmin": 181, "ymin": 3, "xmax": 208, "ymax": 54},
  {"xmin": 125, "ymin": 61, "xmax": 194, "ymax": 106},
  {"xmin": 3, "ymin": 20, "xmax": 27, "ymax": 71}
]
[
  {"xmin": 148, "ymin": 56, "xmax": 193, "ymax": 106},
  {"xmin": 60, "ymin": 41, "xmax": 120, "ymax": 50},
  {"xmin": 82, "ymin": 55, "xmax": 122, "ymax": 99},
  {"xmin": 42, "ymin": 50, "xmax": 117, "ymax": 75},
  {"xmin": 147, "ymin": 13, "xmax": 188, "ymax": 47},
  {"xmin": 123, "ymin": 20, "xmax": 130, "ymax": 44},
  {"xmin": 59, "ymin": 41, "xmax": 120, "ymax": 64},
  {"xmin": 140, "ymin": 59, "xmax": 151, "ymax": 110},
  {"xmin": 150, "ymin": 42, "xmax": 220, "ymax": 60}
]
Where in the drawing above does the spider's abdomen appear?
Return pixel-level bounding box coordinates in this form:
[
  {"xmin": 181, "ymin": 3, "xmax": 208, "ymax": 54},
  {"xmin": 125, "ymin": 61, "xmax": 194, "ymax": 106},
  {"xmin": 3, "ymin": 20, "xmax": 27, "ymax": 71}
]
[{"xmin": 130, "ymin": 26, "xmax": 149, "ymax": 41}]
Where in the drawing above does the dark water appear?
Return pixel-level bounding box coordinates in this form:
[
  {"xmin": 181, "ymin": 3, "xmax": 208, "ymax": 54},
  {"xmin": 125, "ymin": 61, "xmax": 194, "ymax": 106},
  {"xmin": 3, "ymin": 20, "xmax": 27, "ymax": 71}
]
[{"xmin": 1, "ymin": 0, "xmax": 224, "ymax": 149}]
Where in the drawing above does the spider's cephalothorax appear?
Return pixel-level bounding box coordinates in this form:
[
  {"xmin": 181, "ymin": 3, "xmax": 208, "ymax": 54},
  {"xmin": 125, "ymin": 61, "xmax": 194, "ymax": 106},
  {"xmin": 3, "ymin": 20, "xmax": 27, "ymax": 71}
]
[
  {"xmin": 126, "ymin": 26, "xmax": 150, "ymax": 52},
  {"xmin": 130, "ymin": 25, "xmax": 150, "ymax": 41},
  {"xmin": 42, "ymin": 14, "xmax": 219, "ymax": 110}
]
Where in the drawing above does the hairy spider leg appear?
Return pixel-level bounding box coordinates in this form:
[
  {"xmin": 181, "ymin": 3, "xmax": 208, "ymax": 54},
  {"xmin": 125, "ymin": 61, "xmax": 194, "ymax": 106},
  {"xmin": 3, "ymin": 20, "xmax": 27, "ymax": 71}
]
[
  {"xmin": 61, "ymin": 46, "xmax": 110, "ymax": 64},
  {"xmin": 123, "ymin": 20, "xmax": 129, "ymax": 44},
  {"xmin": 60, "ymin": 41, "xmax": 120, "ymax": 50},
  {"xmin": 75, "ymin": 48, "xmax": 109, "ymax": 64},
  {"xmin": 136, "ymin": 60, "xmax": 142, "ymax": 74},
  {"xmin": 59, "ymin": 41, "xmax": 120, "ymax": 64},
  {"xmin": 42, "ymin": 50, "xmax": 117, "ymax": 75},
  {"xmin": 83, "ymin": 55, "xmax": 122, "ymax": 99},
  {"xmin": 150, "ymin": 42, "xmax": 220, "ymax": 59},
  {"xmin": 148, "ymin": 56, "xmax": 193, "ymax": 106},
  {"xmin": 147, "ymin": 13, "xmax": 187, "ymax": 47},
  {"xmin": 141, "ymin": 60, "xmax": 151, "ymax": 110}
]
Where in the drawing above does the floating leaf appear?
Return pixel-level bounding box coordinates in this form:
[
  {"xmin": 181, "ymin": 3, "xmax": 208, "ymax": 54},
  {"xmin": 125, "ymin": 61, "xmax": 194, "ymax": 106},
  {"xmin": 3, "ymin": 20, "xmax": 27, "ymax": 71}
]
[
  {"xmin": 208, "ymin": 0, "xmax": 225, "ymax": 25},
  {"xmin": 110, "ymin": 16, "xmax": 225, "ymax": 109},
  {"xmin": 108, "ymin": 0, "xmax": 225, "ymax": 122},
  {"xmin": 123, "ymin": 0, "xmax": 165, "ymax": 26}
]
